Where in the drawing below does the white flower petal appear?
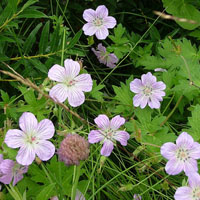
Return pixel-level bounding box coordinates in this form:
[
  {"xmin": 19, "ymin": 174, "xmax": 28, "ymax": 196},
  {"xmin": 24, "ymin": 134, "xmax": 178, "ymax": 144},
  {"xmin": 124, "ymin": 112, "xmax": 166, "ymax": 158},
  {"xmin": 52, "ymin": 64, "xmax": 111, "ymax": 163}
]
[
  {"xmin": 49, "ymin": 83, "xmax": 69, "ymax": 103},
  {"xmin": 74, "ymin": 74, "xmax": 93, "ymax": 92},
  {"xmin": 35, "ymin": 140, "xmax": 55, "ymax": 161},
  {"xmin": 64, "ymin": 59, "xmax": 80, "ymax": 79},
  {"xmin": 101, "ymin": 140, "xmax": 114, "ymax": 157},
  {"xmin": 95, "ymin": 27, "xmax": 109, "ymax": 40},
  {"xmin": 67, "ymin": 88, "xmax": 85, "ymax": 107},
  {"xmin": 110, "ymin": 115, "xmax": 125, "ymax": 130},
  {"xmin": 94, "ymin": 114, "xmax": 110, "ymax": 130},
  {"xmin": 37, "ymin": 119, "xmax": 55, "ymax": 140},
  {"xmin": 83, "ymin": 8, "xmax": 96, "ymax": 22},
  {"xmin": 96, "ymin": 5, "xmax": 108, "ymax": 18},
  {"xmin": 19, "ymin": 112, "xmax": 38, "ymax": 133},
  {"xmin": 48, "ymin": 64, "xmax": 67, "ymax": 82},
  {"xmin": 5, "ymin": 129, "xmax": 25, "ymax": 148}
]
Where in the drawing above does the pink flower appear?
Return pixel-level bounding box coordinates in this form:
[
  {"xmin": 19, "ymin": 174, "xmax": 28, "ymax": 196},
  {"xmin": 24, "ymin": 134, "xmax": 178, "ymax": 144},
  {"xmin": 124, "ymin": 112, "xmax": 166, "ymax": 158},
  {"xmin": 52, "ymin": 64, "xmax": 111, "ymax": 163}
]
[
  {"xmin": 160, "ymin": 132, "xmax": 200, "ymax": 175},
  {"xmin": 92, "ymin": 43, "xmax": 118, "ymax": 68},
  {"xmin": 88, "ymin": 115, "xmax": 130, "ymax": 157},
  {"xmin": 174, "ymin": 172, "xmax": 200, "ymax": 200},
  {"xmin": 130, "ymin": 72, "xmax": 166, "ymax": 109},
  {"xmin": 5, "ymin": 112, "xmax": 55, "ymax": 165},
  {"xmin": 0, "ymin": 154, "xmax": 28, "ymax": 186},
  {"xmin": 82, "ymin": 5, "xmax": 116, "ymax": 40},
  {"xmin": 133, "ymin": 194, "xmax": 142, "ymax": 200},
  {"xmin": 48, "ymin": 59, "xmax": 93, "ymax": 107}
]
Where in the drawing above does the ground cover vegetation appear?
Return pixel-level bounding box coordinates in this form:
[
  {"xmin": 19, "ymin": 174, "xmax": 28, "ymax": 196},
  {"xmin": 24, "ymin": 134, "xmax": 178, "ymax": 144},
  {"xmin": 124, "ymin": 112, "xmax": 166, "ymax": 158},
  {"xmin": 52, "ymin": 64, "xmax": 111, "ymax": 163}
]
[{"xmin": 1, "ymin": 0, "xmax": 200, "ymax": 199}]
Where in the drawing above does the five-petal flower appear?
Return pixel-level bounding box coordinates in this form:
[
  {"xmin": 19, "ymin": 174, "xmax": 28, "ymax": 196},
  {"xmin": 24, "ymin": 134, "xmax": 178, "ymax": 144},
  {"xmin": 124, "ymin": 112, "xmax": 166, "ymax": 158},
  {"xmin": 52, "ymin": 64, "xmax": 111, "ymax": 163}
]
[
  {"xmin": 160, "ymin": 132, "xmax": 200, "ymax": 175},
  {"xmin": 88, "ymin": 115, "xmax": 130, "ymax": 157},
  {"xmin": 48, "ymin": 59, "xmax": 93, "ymax": 107},
  {"xmin": 5, "ymin": 112, "xmax": 55, "ymax": 166},
  {"xmin": 82, "ymin": 5, "xmax": 116, "ymax": 40}
]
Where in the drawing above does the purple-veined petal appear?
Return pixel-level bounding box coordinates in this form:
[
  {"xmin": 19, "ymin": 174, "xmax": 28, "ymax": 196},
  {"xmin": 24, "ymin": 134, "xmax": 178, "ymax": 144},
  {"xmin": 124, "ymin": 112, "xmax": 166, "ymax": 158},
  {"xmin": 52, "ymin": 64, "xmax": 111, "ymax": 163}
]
[
  {"xmin": 152, "ymin": 81, "xmax": 166, "ymax": 90},
  {"xmin": 94, "ymin": 114, "xmax": 110, "ymax": 130},
  {"xmin": 37, "ymin": 119, "xmax": 55, "ymax": 140},
  {"xmin": 74, "ymin": 74, "xmax": 93, "ymax": 92},
  {"xmin": 83, "ymin": 23, "xmax": 97, "ymax": 36},
  {"xmin": 165, "ymin": 158, "xmax": 183, "ymax": 175},
  {"xmin": 92, "ymin": 48, "xmax": 101, "ymax": 58},
  {"xmin": 160, "ymin": 142, "xmax": 176, "ymax": 160},
  {"xmin": 16, "ymin": 145, "xmax": 36, "ymax": 166},
  {"xmin": 48, "ymin": 64, "xmax": 67, "ymax": 82},
  {"xmin": 141, "ymin": 72, "xmax": 156, "ymax": 86},
  {"xmin": 95, "ymin": 27, "xmax": 109, "ymax": 40},
  {"xmin": 190, "ymin": 142, "xmax": 200, "ymax": 159},
  {"xmin": 35, "ymin": 140, "xmax": 55, "ymax": 161},
  {"xmin": 148, "ymin": 97, "xmax": 161, "ymax": 109},
  {"xmin": 133, "ymin": 94, "xmax": 143, "ymax": 107},
  {"xmin": 152, "ymin": 91, "xmax": 165, "ymax": 100},
  {"xmin": 176, "ymin": 132, "xmax": 194, "ymax": 148},
  {"xmin": 0, "ymin": 159, "xmax": 14, "ymax": 184},
  {"xmin": 96, "ymin": 5, "xmax": 108, "ymax": 18},
  {"xmin": 184, "ymin": 158, "xmax": 198, "ymax": 174},
  {"xmin": 140, "ymin": 95, "xmax": 149, "ymax": 109},
  {"xmin": 5, "ymin": 129, "xmax": 25, "ymax": 148},
  {"xmin": 112, "ymin": 131, "xmax": 130, "ymax": 146},
  {"xmin": 130, "ymin": 79, "xmax": 144, "ymax": 93},
  {"xmin": 49, "ymin": 83, "xmax": 69, "ymax": 103},
  {"xmin": 67, "ymin": 88, "xmax": 85, "ymax": 107},
  {"xmin": 97, "ymin": 43, "xmax": 106, "ymax": 52},
  {"xmin": 88, "ymin": 130, "xmax": 104, "ymax": 143},
  {"xmin": 19, "ymin": 112, "xmax": 38, "ymax": 134},
  {"xmin": 75, "ymin": 189, "xmax": 85, "ymax": 200},
  {"xmin": 187, "ymin": 172, "xmax": 200, "ymax": 187},
  {"xmin": 64, "ymin": 59, "xmax": 81, "ymax": 79},
  {"xmin": 104, "ymin": 16, "xmax": 116, "ymax": 28},
  {"xmin": 110, "ymin": 115, "xmax": 125, "ymax": 130},
  {"xmin": 83, "ymin": 8, "xmax": 96, "ymax": 22},
  {"xmin": 101, "ymin": 140, "xmax": 114, "ymax": 157},
  {"xmin": 0, "ymin": 154, "xmax": 3, "ymax": 163},
  {"xmin": 174, "ymin": 186, "xmax": 192, "ymax": 200}
]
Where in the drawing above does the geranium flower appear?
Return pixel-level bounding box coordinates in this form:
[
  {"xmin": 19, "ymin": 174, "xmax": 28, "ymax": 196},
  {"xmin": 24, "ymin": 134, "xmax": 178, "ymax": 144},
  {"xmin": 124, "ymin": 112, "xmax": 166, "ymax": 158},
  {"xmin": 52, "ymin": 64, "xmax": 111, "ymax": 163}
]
[
  {"xmin": 48, "ymin": 59, "xmax": 93, "ymax": 107},
  {"xmin": 174, "ymin": 172, "xmax": 200, "ymax": 200},
  {"xmin": 160, "ymin": 132, "xmax": 200, "ymax": 175},
  {"xmin": 5, "ymin": 112, "xmax": 55, "ymax": 165},
  {"xmin": 130, "ymin": 72, "xmax": 166, "ymax": 109},
  {"xmin": 133, "ymin": 194, "xmax": 142, "ymax": 200},
  {"xmin": 82, "ymin": 5, "xmax": 116, "ymax": 40},
  {"xmin": 0, "ymin": 154, "xmax": 28, "ymax": 186},
  {"xmin": 88, "ymin": 115, "xmax": 130, "ymax": 157},
  {"xmin": 92, "ymin": 43, "xmax": 118, "ymax": 68}
]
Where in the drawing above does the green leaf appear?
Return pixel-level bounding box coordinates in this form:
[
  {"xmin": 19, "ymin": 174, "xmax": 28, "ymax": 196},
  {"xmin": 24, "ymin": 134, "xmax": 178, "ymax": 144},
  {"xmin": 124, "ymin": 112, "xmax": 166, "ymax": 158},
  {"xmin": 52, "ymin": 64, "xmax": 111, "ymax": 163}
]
[
  {"xmin": 39, "ymin": 21, "xmax": 50, "ymax": 54},
  {"xmin": 162, "ymin": 0, "xmax": 200, "ymax": 30},
  {"xmin": 17, "ymin": 9, "xmax": 48, "ymax": 19},
  {"xmin": 29, "ymin": 59, "xmax": 48, "ymax": 74},
  {"xmin": 36, "ymin": 183, "xmax": 56, "ymax": 200},
  {"xmin": 21, "ymin": 0, "xmax": 38, "ymax": 10},
  {"xmin": 67, "ymin": 29, "xmax": 82, "ymax": 49},
  {"xmin": 90, "ymin": 80, "xmax": 105, "ymax": 102},
  {"xmin": 24, "ymin": 23, "xmax": 42, "ymax": 54},
  {"xmin": 187, "ymin": 104, "xmax": 200, "ymax": 141}
]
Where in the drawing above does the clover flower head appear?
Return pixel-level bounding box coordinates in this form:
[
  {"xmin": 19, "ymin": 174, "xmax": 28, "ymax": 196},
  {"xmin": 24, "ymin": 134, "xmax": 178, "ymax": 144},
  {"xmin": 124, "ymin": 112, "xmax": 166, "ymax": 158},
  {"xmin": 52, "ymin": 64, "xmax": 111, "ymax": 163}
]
[
  {"xmin": 133, "ymin": 194, "xmax": 142, "ymax": 200},
  {"xmin": 82, "ymin": 5, "xmax": 116, "ymax": 40},
  {"xmin": 160, "ymin": 132, "xmax": 200, "ymax": 175},
  {"xmin": 174, "ymin": 172, "xmax": 200, "ymax": 200},
  {"xmin": 0, "ymin": 154, "xmax": 28, "ymax": 186},
  {"xmin": 58, "ymin": 134, "xmax": 90, "ymax": 166},
  {"xmin": 88, "ymin": 115, "xmax": 130, "ymax": 157},
  {"xmin": 130, "ymin": 72, "xmax": 166, "ymax": 109},
  {"xmin": 5, "ymin": 112, "xmax": 55, "ymax": 166},
  {"xmin": 92, "ymin": 43, "xmax": 118, "ymax": 68},
  {"xmin": 48, "ymin": 59, "xmax": 93, "ymax": 107}
]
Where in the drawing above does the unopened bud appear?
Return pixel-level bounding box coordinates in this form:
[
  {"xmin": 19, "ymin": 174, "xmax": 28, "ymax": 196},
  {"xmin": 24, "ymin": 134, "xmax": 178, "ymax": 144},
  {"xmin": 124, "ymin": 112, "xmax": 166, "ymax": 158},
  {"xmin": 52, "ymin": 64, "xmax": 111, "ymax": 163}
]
[{"xmin": 119, "ymin": 183, "xmax": 134, "ymax": 192}]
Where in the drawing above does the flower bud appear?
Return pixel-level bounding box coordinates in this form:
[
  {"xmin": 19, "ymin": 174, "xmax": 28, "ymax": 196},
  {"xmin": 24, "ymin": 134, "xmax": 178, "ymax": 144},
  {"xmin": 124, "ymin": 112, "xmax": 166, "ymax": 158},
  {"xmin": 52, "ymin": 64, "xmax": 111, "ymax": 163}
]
[{"xmin": 58, "ymin": 134, "xmax": 90, "ymax": 166}]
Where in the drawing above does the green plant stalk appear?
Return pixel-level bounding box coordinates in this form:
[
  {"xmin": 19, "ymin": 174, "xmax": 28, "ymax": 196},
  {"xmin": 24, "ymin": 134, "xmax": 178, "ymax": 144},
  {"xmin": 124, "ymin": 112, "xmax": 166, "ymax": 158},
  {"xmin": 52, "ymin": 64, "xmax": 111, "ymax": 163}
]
[{"xmin": 71, "ymin": 163, "xmax": 82, "ymax": 200}]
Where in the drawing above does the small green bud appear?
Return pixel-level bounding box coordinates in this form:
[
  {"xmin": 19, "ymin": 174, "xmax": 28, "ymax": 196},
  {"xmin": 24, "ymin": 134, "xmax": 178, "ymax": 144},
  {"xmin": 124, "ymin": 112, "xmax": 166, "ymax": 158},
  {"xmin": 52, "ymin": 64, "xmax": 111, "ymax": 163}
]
[{"xmin": 119, "ymin": 183, "xmax": 134, "ymax": 191}]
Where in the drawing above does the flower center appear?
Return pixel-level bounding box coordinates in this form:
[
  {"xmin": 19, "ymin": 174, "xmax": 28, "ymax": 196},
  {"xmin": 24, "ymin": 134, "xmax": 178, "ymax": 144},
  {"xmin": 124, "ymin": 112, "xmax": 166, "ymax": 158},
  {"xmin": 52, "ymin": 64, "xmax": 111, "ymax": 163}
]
[
  {"xmin": 26, "ymin": 133, "xmax": 38, "ymax": 145},
  {"xmin": 176, "ymin": 147, "xmax": 190, "ymax": 162},
  {"xmin": 143, "ymin": 86, "xmax": 152, "ymax": 96},
  {"xmin": 103, "ymin": 129, "xmax": 115, "ymax": 140},
  {"xmin": 192, "ymin": 187, "xmax": 200, "ymax": 200},
  {"xmin": 65, "ymin": 79, "xmax": 76, "ymax": 87},
  {"xmin": 93, "ymin": 17, "xmax": 104, "ymax": 27}
]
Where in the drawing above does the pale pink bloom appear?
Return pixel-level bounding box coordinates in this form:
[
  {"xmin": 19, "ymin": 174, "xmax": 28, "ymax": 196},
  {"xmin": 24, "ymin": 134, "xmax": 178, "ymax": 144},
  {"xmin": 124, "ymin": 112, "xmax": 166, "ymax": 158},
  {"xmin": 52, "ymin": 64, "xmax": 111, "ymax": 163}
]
[
  {"xmin": 92, "ymin": 43, "xmax": 118, "ymax": 68},
  {"xmin": 88, "ymin": 115, "xmax": 130, "ymax": 157},
  {"xmin": 82, "ymin": 5, "xmax": 116, "ymax": 40},
  {"xmin": 0, "ymin": 154, "xmax": 28, "ymax": 186},
  {"xmin": 133, "ymin": 194, "xmax": 142, "ymax": 200},
  {"xmin": 5, "ymin": 112, "xmax": 55, "ymax": 165},
  {"xmin": 48, "ymin": 59, "xmax": 93, "ymax": 107},
  {"xmin": 174, "ymin": 172, "xmax": 200, "ymax": 200},
  {"xmin": 130, "ymin": 72, "xmax": 166, "ymax": 109},
  {"xmin": 160, "ymin": 132, "xmax": 200, "ymax": 175}
]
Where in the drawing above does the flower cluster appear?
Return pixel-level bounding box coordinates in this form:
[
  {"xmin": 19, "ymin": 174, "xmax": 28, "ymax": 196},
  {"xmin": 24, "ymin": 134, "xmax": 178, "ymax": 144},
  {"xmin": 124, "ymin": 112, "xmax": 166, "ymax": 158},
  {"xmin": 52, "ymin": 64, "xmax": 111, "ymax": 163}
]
[{"xmin": 161, "ymin": 132, "xmax": 200, "ymax": 199}]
